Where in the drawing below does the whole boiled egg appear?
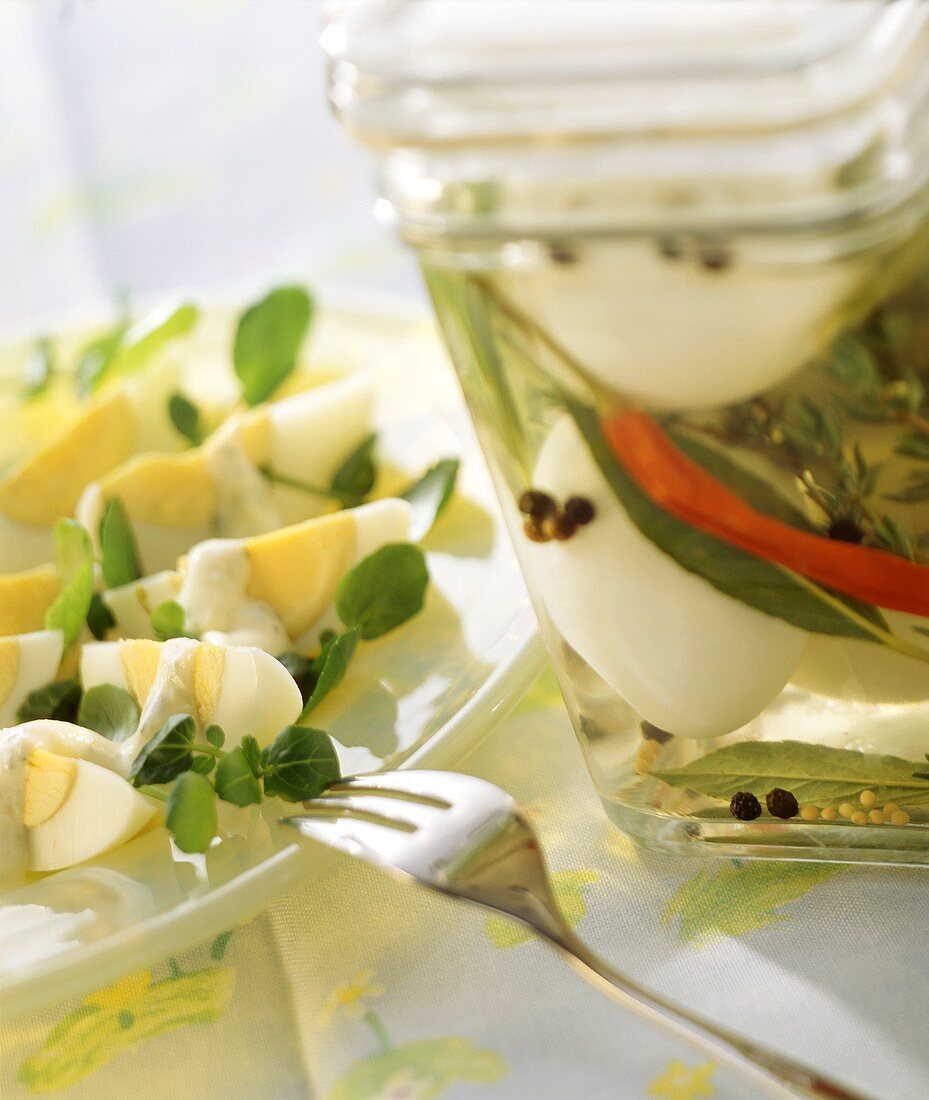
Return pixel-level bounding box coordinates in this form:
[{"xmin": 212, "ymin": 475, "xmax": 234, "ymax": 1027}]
[{"xmin": 521, "ymin": 415, "xmax": 808, "ymax": 738}]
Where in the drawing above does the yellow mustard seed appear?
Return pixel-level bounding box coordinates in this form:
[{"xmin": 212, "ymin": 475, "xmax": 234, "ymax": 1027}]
[
  {"xmin": 883, "ymin": 802, "xmax": 900, "ymax": 816},
  {"xmin": 838, "ymin": 803, "xmax": 856, "ymax": 820},
  {"xmin": 821, "ymin": 807, "xmax": 838, "ymax": 822},
  {"xmin": 891, "ymin": 810, "xmax": 910, "ymax": 827},
  {"xmin": 859, "ymin": 790, "xmax": 877, "ymax": 809},
  {"xmin": 850, "ymin": 810, "xmax": 868, "ymax": 825},
  {"xmin": 869, "ymin": 809, "xmax": 885, "ymax": 825},
  {"xmin": 799, "ymin": 805, "xmax": 820, "ymax": 822}
]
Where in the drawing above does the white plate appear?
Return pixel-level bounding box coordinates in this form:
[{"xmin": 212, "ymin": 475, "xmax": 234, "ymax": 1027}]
[{"xmin": 0, "ymin": 295, "xmax": 545, "ymax": 1019}]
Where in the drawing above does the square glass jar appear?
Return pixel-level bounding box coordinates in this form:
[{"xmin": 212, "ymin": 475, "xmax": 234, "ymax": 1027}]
[{"xmin": 325, "ymin": 0, "xmax": 929, "ymax": 864}]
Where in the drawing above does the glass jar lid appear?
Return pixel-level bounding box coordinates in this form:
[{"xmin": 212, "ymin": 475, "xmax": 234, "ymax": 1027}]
[{"xmin": 324, "ymin": 0, "xmax": 929, "ymax": 243}]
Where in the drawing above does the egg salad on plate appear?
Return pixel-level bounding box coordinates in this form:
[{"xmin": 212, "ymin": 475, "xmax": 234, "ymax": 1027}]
[{"xmin": 0, "ymin": 285, "xmax": 459, "ymax": 889}]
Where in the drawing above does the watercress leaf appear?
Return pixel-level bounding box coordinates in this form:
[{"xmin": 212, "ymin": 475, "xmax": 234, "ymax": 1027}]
[
  {"xmin": 205, "ymin": 724, "xmax": 225, "ymax": 749},
  {"xmin": 168, "ymin": 392, "xmax": 203, "ymax": 445},
  {"xmin": 166, "ymin": 771, "xmax": 217, "ymax": 854},
  {"xmin": 330, "ymin": 433, "xmax": 377, "ymax": 504},
  {"xmin": 240, "ymin": 734, "xmax": 263, "ymax": 776},
  {"xmin": 100, "ymin": 496, "xmax": 142, "ymax": 588},
  {"xmin": 261, "ymin": 725, "xmax": 341, "ymax": 802},
  {"xmin": 191, "ymin": 754, "xmax": 216, "ymax": 776},
  {"xmin": 652, "ymin": 740, "xmax": 929, "ymax": 808},
  {"xmin": 86, "ymin": 592, "xmax": 116, "ymax": 640},
  {"xmin": 234, "ymin": 286, "xmax": 313, "ymax": 405},
  {"xmin": 276, "ymin": 651, "xmax": 312, "ymax": 702},
  {"xmin": 563, "ymin": 397, "xmax": 923, "ymax": 652},
  {"xmin": 130, "ymin": 713, "xmax": 196, "ymax": 786},
  {"xmin": 214, "ymin": 746, "xmax": 263, "ymax": 807},
  {"xmin": 75, "ymin": 321, "xmax": 128, "ymax": 398},
  {"xmin": 16, "ymin": 678, "xmax": 82, "ymax": 723},
  {"xmin": 23, "ymin": 337, "xmax": 54, "ymax": 399},
  {"xmin": 400, "ymin": 457, "xmax": 460, "ymax": 540},
  {"xmin": 44, "ymin": 520, "xmax": 94, "ymax": 648},
  {"xmin": 115, "ymin": 303, "xmax": 199, "ymax": 377},
  {"xmin": 77, "ymin": 684, "xmax": 140, "ymax": 742},
  {"xmin": 300, "ymin": 628, "xmax": 359, "ymax": 716},
  {"xmin": 335, "ymin": 543, "xmax": 428, "ymax": 640},
  {"xmin": 151, "ymin": 600, "xmax": 188, "ymax": 641}
]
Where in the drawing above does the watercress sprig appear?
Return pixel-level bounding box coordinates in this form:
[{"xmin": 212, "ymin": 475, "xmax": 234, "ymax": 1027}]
[
  {"xmin": 131, "ymin": 716, "xmax": 341, "ymax": 853},
  {"xmin": 234, "ymin": 286, "xmax": 313, "ymax": 405}
]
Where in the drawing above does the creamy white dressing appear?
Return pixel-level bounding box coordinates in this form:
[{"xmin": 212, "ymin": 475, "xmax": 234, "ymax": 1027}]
[
  {"xmin": 179, "ymin": 540, "xmax": 290, "ymax": 653},
  {"xmin": 206, "ymin": 423, "xmax": 282, "ymax": 538},
  {"xmin": 134, "ymin": 638, "xmax": 199, "ymax": 743}
]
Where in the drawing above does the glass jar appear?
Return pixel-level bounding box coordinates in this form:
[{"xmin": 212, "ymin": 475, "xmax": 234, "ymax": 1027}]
[{"xmin": 325, "ymin": 0, "xmax": 929, "ymax": 864}]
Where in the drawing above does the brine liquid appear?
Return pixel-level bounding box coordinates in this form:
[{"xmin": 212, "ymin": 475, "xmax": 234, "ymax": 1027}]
[{"xmin": 423, "ymin": 223, "xmax": 929, "ymax": 861}]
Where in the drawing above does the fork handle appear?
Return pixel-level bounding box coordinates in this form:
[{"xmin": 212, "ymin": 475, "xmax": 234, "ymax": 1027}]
[{"xmin": 538, "ymin": 921, "xmax": 870, "ymax": 1100}]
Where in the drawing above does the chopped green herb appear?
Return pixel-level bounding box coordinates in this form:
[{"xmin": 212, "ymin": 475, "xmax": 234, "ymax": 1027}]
[
  {"xmin": 87, "ymin": 593, "xmax": 116, "ymax": 640},
  {"xmin": 100, "ymin": 496, "xmax": 142, "ymax": 588},
  {"xmin": 167, "ymin": 392, "xmax": 203, "ymax": 445},
  {"xmin": 44, "ymin": 520, "xmax": 94, "ymax": 648},
  {"xmin": 234, "ymin": 286, "xmax": 313, "ymax": 405},
  {"xmin": 261, "ymin": 725, "xmax": 341, "ymax": 802},
  {"xmin": 400, "ymin": 457, "xmax": 459, "ymax": 539},
  {"xmin": 16, "ymin": 678, "xmax": 82, "ymax": 723},
  {"xmin": 300, "ymin": 628, "xmax": 359, "ymax": 716},
  {"xmin": 335, "ymin": 543, "xmax": 428, "ymax": 641},
  {"xmin": 130, "ymin": 714, "xmax": 196, "ymax": 786},
  {"xmin": 150, "ymin": 600, "xmax": 189, "ymax": 641},
  {"xmin": 75, "ymin": 321, "xmax": 129, "ymax": 398},
  {"xmin": 77, "ymin": 684, "xmax": 140, "ymax": 742},
  {"xmin": 166, "ymin": 771, "xmax": 218, "ymax": 854},
  {"xmin": 330, "ymin": 433, "xmax": 378, "ymax": 505},
  {"xmin": 214, "ymin": 746, "xmax": 262, "ymax": 807}
]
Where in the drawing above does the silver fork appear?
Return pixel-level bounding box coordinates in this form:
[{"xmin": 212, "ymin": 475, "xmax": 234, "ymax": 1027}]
[{"xmin": 281, "ymin": 770, "xmax": 870, "ymax": 1100}]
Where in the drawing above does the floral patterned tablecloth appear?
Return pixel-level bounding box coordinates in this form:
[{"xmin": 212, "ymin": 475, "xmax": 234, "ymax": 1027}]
[{"xmin": 0, "ymin": 3, "xmax": 926, "ymax": 1098}]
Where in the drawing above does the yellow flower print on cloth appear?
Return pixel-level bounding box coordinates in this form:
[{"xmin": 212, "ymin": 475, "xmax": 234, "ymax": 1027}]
[
  {"xmin": 321, "ymin": 968, "xmax": 387, "ymax": 1025},
  {"xmin": 648, "ymin": 1060, "xmax": 717, "ymax": 1100},
  {"xmin": 18, "ymin": 938, "xmax": 235, "ymax": 1093},
  {"xmin": 323, "ymin": 971, "xmax": 506, "ymax": 1100}
]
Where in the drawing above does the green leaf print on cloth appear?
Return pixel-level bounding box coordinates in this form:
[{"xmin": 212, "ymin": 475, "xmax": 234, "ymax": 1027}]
[
  {"xmin": 326, "ymin": 1038, "xmax": 506, "ymax": 1100},
  {"xmin": 322, "ymin": 971, "xmax": 506, "ymax": 1099},
  {"xmin": 485, "ymin": 869, "xmax": 598, "ymax": 948},
  {"xmin": 18, "ymin": 964, "xmax": 235, "ymax": 1092},
  {"xmin": 662, "ymin": 863, "xmax": 843, "ymax": 948}
]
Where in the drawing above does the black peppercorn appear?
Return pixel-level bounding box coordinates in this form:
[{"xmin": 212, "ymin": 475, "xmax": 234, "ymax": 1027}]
[
  {"xmin": 765, "ymin": 788, "xmax": 799, "ymax": 819},
  {"xmin": 827, "ymin": 516, "xmax": 865, "ymax": 544},
  {"xmin": 549, "ymin": 243, "xmax": 578, "ymax": 266},
  {"xmin": 699, "ymin": 242, "xmax": 732, "ymax": 272},
  {"xmin": 729, "ymin": 791, "xmax": 762, "ymax": 821},
  {"xmin": 563, "ymin": 496, "xmax": 596, "ymax": 526},
  {"xmin": 640, "ymin": 721, "xmax": 673, "ymax": 745},
  {"xmin": 522, "ymin": 517, "xmax": 551, "ymax": 543},
  {"xmin": 546, "ymin": 512, "xmax": 577, "ymax": 541},
  {"xmin": 518, "ymin": 489, "xmax": 557, "ymax": 521},
  {"xmin": 657, "ymin": 236, "xmax": 685, "ymax": 261}
]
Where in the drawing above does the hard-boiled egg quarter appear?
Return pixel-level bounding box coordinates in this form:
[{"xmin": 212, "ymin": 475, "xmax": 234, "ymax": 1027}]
[
  {"xmin": 77, "ymin": 372, "xmax": 376, "ymax": 571},
  {"xmin": 0, "ymin": 631, "xmax": 65, "ymax": 726},
  {"xmin": 102, "ymin": 496, "xmax": 412, "ymax": 648},
  {"xmin": 0, "ymin": 393, "xmax": 135, "ymax": 572},
  {"xmin": 0, "ymin": 565, "xmax": 60, "ymax": 637},
  {"xmin": 522, "ymin": 415, "xmax": 808, "ymax": 739},
  {"xmin": 80, "ymin": 637, "xmax": 302, "ymax": 746},
  {"xmin": 25, "ymin": 748, "xmax": 158, "ymax": 872}
]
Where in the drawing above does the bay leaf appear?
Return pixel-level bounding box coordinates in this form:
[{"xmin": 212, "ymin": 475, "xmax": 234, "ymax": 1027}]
[
  {"xmin": 652, "ymin": 740, "xmax": 929, "ymax": 808},
  {"xmin": 564, "ymin": 396, "xmax": 914, "ymax": 650}
]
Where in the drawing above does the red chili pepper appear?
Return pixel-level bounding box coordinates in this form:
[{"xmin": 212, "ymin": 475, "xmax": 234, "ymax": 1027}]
[{"xmin": 603, "ymin": 410, "xmax": 929, "ymax": 617}]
